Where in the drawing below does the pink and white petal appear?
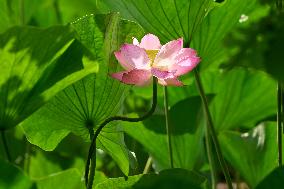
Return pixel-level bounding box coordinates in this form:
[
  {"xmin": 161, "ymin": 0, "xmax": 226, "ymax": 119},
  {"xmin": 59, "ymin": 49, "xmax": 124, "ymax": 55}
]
[
  {"xmin": 114, "ymin": 51, "xmax": 132, "ymax": 70},
  {"xmin": 153, "ymin": 38, "xmax": 183, "ymax": 68},
  {"xmin": 155, "ymin": 38, "xmax": 183, "ymax": 60},
  {"xmin": 174, "ymin": 48, "xmax": 200, "ymax": 67},
  {"xmin": 158, "ymin": 78, "xmax": 184, "ymax": 86},
  {"xmin": 175, "ymin": 48, "xmax": 197, "ymax": 60},
  {"xmin": 171, "ymin": 64, "xmax": 195, "ymax": 76},
  {"xmin": 171, "ymin": 58, "xmax": 200, "ymax": 76},
  {"xmin": 179, "ymin": 56, "xmax": 201, "ymax": 66},
  {"xmin": 169, "ymin": 48, "xmax": 200, "ymax": 76},
  {"xmin": 122, "ymin": 69, "xmax": 152, "ymax": 86},
  {"xmin": 139, "ymin": 34, "xmax": 161, "ymax": 50},
  {"xmin": 120, "ymin": 44, "xmax": 151, "ymax": 70},
  {"xmin": 110, "ymin": 71, "xmax": 129, "ymax": 81},
  {"xmin": 151, "ymin": 68, "xmax": 175, "ymax": 79}
]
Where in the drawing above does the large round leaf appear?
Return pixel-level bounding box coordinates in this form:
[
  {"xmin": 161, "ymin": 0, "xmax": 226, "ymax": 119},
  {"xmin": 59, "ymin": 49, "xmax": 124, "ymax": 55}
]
[
  {"xmin": 100, "ymin": 0, "xmax": 218, "ymax": 43},
  {"xmin": 21, "ymin": 13, "xmax": 144, "ymax": 176}
]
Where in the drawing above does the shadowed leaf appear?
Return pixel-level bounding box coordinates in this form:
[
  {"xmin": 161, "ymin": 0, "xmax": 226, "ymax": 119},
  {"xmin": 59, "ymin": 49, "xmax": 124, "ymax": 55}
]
[
  {"xmin": 123, "ymin": 96, "xmax": 205, "ymax": 170},
  {"xmin": 0, "ymin": 25, "xmax": 96, "ymax": 130},
  {"xmin": 96, "ymin": 168, "xmax": 207, "ymax": 189}
]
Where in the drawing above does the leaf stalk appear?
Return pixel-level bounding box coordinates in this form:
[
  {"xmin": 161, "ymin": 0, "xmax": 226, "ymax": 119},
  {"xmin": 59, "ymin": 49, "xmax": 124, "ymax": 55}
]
[
  {"xmin": 85, "ymin": 77, "xmax": 158, "ymax": 189},
  {"xmin": 194, "ymin": 69, "xmax": 233, "ymax": 189}
]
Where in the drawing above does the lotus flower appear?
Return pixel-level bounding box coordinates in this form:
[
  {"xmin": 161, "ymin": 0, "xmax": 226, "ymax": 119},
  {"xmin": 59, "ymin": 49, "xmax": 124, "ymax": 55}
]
[{"xmin": 111, "ymin": 34, "xmax": 200, "ymax": 86}]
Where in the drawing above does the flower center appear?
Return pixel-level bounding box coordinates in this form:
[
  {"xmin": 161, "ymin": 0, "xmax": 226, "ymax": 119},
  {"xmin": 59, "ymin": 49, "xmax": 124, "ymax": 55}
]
[{"xmin": 146, "ymin": 50, "xmax": 159, "ymax": 66}]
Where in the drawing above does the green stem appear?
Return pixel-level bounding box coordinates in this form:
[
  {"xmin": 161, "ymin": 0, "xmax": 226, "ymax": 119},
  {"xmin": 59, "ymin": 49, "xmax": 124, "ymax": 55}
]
[
  {"xmin": 87, "ymin": 143, "xmax": 97, "ymax": 189},
  {"xmin": 205, "ymin": 126, "xmax": 217, "ymax": 189},
  {"xmin": 143, "ymin": 156, "xmax": 153, "ymax": 174},
  {"xmin": 163, "ymin": 86, "xmax": 174, "ymax": 168},
  {"xmin": 194, "ymin": 69, "xmax": 233, "ymax": 189},
  {"xmin": 85, "ymin": 77, "xmax": 158, "ymax": 189},
  {"xmin": 277, "ymin": 83, "xmax": 283, "ymax": 166},
  {"xmin": 1, "ymin": 130, "xmax": 11, "ymax": 162}
]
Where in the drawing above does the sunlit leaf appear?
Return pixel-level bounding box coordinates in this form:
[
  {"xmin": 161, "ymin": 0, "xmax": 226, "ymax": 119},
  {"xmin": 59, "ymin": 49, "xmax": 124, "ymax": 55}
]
[{"xmin": 100, "ymin": 0, "xmax": 218, "ymax": 44}]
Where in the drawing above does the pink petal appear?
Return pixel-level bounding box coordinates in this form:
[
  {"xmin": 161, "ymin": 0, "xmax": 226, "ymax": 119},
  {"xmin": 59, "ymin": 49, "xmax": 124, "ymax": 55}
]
[
  {"xmin": 110, "ymin": 71, "xmax": 128, "ymax": 81},
  {"xmin": 153, "ymin": 38, "xmax": 183, "ymax": 68},
  {"xmin": 171, "ymin": 65, "xmax": 194, "ymax": 76},
  {"xmin": 120, "ymin": 44, "xmax": 151, "ymax": 70},
  {"xmin": 158, "ymin": 78, "xmax": 184, "ymax": 86},
  {"xmin": 151, "ymin": 68, "xmax": 175, "ymax": 79},
  {"xmin": 122, "ymin": 69, "xmax": 152, "ymax": 86},
  {"xmin": 114, "ymin": 51, "xmax": 132, "ymax": 70},
  {"xmin": 139, "ymin": 34, "xmax": 162, "ymax": 50}
]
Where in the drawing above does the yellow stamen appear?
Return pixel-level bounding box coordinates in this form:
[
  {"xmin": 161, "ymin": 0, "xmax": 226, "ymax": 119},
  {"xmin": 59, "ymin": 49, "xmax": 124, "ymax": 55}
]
[{"xmin": 146, "ymin": 50, "xmax": 159, "ymax": 66}]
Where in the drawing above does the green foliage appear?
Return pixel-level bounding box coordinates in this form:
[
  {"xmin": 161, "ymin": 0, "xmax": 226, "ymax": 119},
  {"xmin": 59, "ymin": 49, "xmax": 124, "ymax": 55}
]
[
  {"xmin": 123, "ymin": 96, "xmax": 204, "ymax": 170},
  {"xmin": 0, "ymin": 159, "xmax": 34, "ymax": 189},
  {"xmin": 35, "ymin": 169, "xmax": 84, "ymax": 189},
  {"xmin": 0, "ymin": 0, "xmax": 282, "ymax": 188},
  {"xmin": 219, "ymin": 122, "xmax": 278, "ymax": 187},
  {"xmin": 224, "ymin": 10, "xmax": 284, "ymax": 82},
  {"xmin": 191, "ymin": 0, "xmax": 260, "ymax": 69},
  {"xmin": 0, "ymin": 0, "xmax": 41, "ymax": 32},
  {"xmin": 204, "ymin": 68, "xmax": 277, "ymax": 131}
]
